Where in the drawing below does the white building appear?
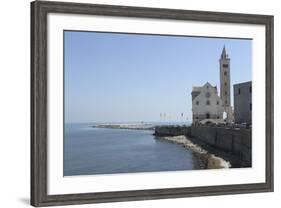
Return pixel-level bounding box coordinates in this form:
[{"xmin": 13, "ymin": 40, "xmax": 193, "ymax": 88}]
[{"xmin": 191, "ymin": 46, "xmax": 233, "ymax": 124}]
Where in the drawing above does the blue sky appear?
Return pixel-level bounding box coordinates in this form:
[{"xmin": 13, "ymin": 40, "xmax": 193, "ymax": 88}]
[{"xmin": 64, "ymin": 31, "xmax": 252, "ymax": 123}]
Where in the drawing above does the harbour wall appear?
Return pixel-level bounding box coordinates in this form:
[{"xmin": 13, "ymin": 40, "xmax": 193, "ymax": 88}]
[
  {"xmin": 154, "ymin": 125, "xmax": 191, "ymax": 137},
  {"xmin": 154, "ymin": 125, "xmax": 251, "ymax": 167}
]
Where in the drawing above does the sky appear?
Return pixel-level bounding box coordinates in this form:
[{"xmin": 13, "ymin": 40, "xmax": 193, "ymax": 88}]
[{"xmin": 64, "ymin": 31, "xmax": 252, "ymax": 123}]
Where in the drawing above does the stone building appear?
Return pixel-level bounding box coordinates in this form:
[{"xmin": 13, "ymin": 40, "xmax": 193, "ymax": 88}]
[
  {"xmin": 191, "ymin": 46, "xmax": 233, "ymax": 124},
  {"xmin": 233, "ymin": 81, "xmax": 252, "ymax": 124},
  {"xmin": 192, "ymin": 82, "xmax": 224, "ymax": 123}
]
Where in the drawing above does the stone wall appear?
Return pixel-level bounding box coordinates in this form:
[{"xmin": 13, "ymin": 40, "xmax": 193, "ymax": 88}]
[
  {"xmin": 154, "ymin": 125, "xmax": 191, "ymax": 137},
  {"xmin": 154, "ymin": 125, "xmax": 251, "ymax": 167},
  {"xmin": 190, "ymin": 126, "xmax": 251, "ymax": 167}
]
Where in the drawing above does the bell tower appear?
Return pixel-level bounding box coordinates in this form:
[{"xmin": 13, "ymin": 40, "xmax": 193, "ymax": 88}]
[{"xmin": 219, "ymin": 46, "xmax": 231, "ymax": 108}]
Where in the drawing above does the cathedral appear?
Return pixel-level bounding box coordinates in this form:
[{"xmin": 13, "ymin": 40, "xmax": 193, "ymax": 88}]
[{"xmin": 191, "ymin": 46, "xmax": 233, "ymax": 124}]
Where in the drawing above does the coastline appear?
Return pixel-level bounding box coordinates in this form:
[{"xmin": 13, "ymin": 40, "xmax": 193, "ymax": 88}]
[
  {"xmin": 92, "ymin": 123, "xmax": 239, "ymax": 169},
  {"xmin": 156, "ymin": 135, "xmax": 231, "ymax": 169}
]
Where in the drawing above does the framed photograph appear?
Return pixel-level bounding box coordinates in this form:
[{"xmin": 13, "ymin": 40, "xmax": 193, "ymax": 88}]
[{"xmin": 31, "ymin": 0, "xmax": 274, "ymax": 207}]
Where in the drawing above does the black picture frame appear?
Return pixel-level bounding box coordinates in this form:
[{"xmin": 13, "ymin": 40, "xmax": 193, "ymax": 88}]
[{"xmin": 31, "ymin": 0, "xmax": 274, "ymax": 207}]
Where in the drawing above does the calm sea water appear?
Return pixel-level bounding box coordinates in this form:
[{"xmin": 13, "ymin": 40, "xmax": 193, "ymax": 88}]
[{"xmin": 64, "ymin": 123, "xmax": 200, "ymax": 176}]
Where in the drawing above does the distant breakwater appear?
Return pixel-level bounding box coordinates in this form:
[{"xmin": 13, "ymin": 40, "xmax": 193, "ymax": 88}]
[
  {"xmin": 93, "ymin": 124, "xmax": 155, "ymax": 131},
  {"xmin": 154, "ymin": 125, "xmax": 252, "ymax": 168}
]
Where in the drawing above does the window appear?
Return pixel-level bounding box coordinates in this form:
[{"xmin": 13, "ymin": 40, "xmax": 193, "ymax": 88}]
[
  {"xmin": 250, "ymin": 86, "xmax": 252, "ymax": 93},
  {"xmin": 196, "ymin": 116, "xmax": 199, "ymax": 119},
  {"xmin": 217, "ymin": 101, "xmax": 219, "ymax": 105},
  {"xmin": 238, "ymin": 88, "xmax": 240, "ymax": 94},
  {"xmin": 206, "ymin": 113, "xmax": 210, "ymax": 119},
  {"xmin": 217, "ymin": 116, "xmax": 219, "ymax": 119},
  {"xmin": 224, "ymin": 71, "xmax": 227, "ymax": 76},
  {"xmin": 225, "ymin": 100, "xmax": 227, "ymax": 105},
  {"xmin": 196, "ymin": 101, "xmax": 199, "ymax": 105},
  {"xmin": 225, "ymin": 82, "xmax": 227, "ymax": 86},
  {"xmin": 223, "ymin": 64, "xmax": 228, "ymax": 68},
  {"xmin": 206, "ymin": 100, "xmax": 210, "ymax": 105},
  {"xmin": 225, "ymin": 91, "xmax": 227, "ymax": 95}
]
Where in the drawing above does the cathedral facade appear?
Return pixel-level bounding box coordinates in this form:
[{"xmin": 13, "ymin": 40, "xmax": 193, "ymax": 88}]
[{"xmin": 191, "ymin": 46, "xmax": 233, "ymax": 124}]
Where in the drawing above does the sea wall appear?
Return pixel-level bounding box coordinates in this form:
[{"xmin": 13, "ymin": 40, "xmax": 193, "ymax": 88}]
[
  {"xmin": 154, "ymin": 125, "xmax": 251, "ymax": 167},
  {"xmin": 190, "ymin": 126, "xmax": 251, "ymax": 167},
  {"xmin": 154, "ymin": 125, "xmax": 191, "ymax": 137}
]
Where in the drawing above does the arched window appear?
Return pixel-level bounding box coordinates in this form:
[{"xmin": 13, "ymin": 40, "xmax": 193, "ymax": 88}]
[
  {"xmin": 196, "ymin": 101, "xmax": 199, "ymax": 105},
  {"xmin": 224, "ymin": 71, "xmax": 227, "ymax": 76}
]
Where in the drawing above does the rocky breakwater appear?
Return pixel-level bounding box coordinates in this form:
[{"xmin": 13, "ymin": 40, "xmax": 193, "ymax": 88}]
[
  {"xmin": 154, "ymin": 125, "xmax": 252, "ymax": 169},
  {"xmin": 189, "ymin": 125, "xmax": 251, "ymax": 167},
  {"xmin": 156, "ymin": 135, "xmax": 231, "ymax": 169},
  {"xmin": 93, "ymin": 123, "xmax": 155, "ymax": 131}
]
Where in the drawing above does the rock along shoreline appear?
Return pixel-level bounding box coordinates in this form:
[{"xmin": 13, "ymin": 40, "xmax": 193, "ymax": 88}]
[{"xmin": 156, "ymin": 135, "xmax": 231, "ymax": 169}]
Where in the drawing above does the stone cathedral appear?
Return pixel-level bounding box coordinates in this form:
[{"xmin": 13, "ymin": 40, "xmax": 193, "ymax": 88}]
[{"xmin": 191, "ymin": 46, "xmax": 233, "ymax": 124}]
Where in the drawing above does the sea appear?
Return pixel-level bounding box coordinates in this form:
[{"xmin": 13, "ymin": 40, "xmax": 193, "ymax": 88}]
[{"xmin": 64, "ymin": 122, "xmax": 201, "ymax": 176}]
